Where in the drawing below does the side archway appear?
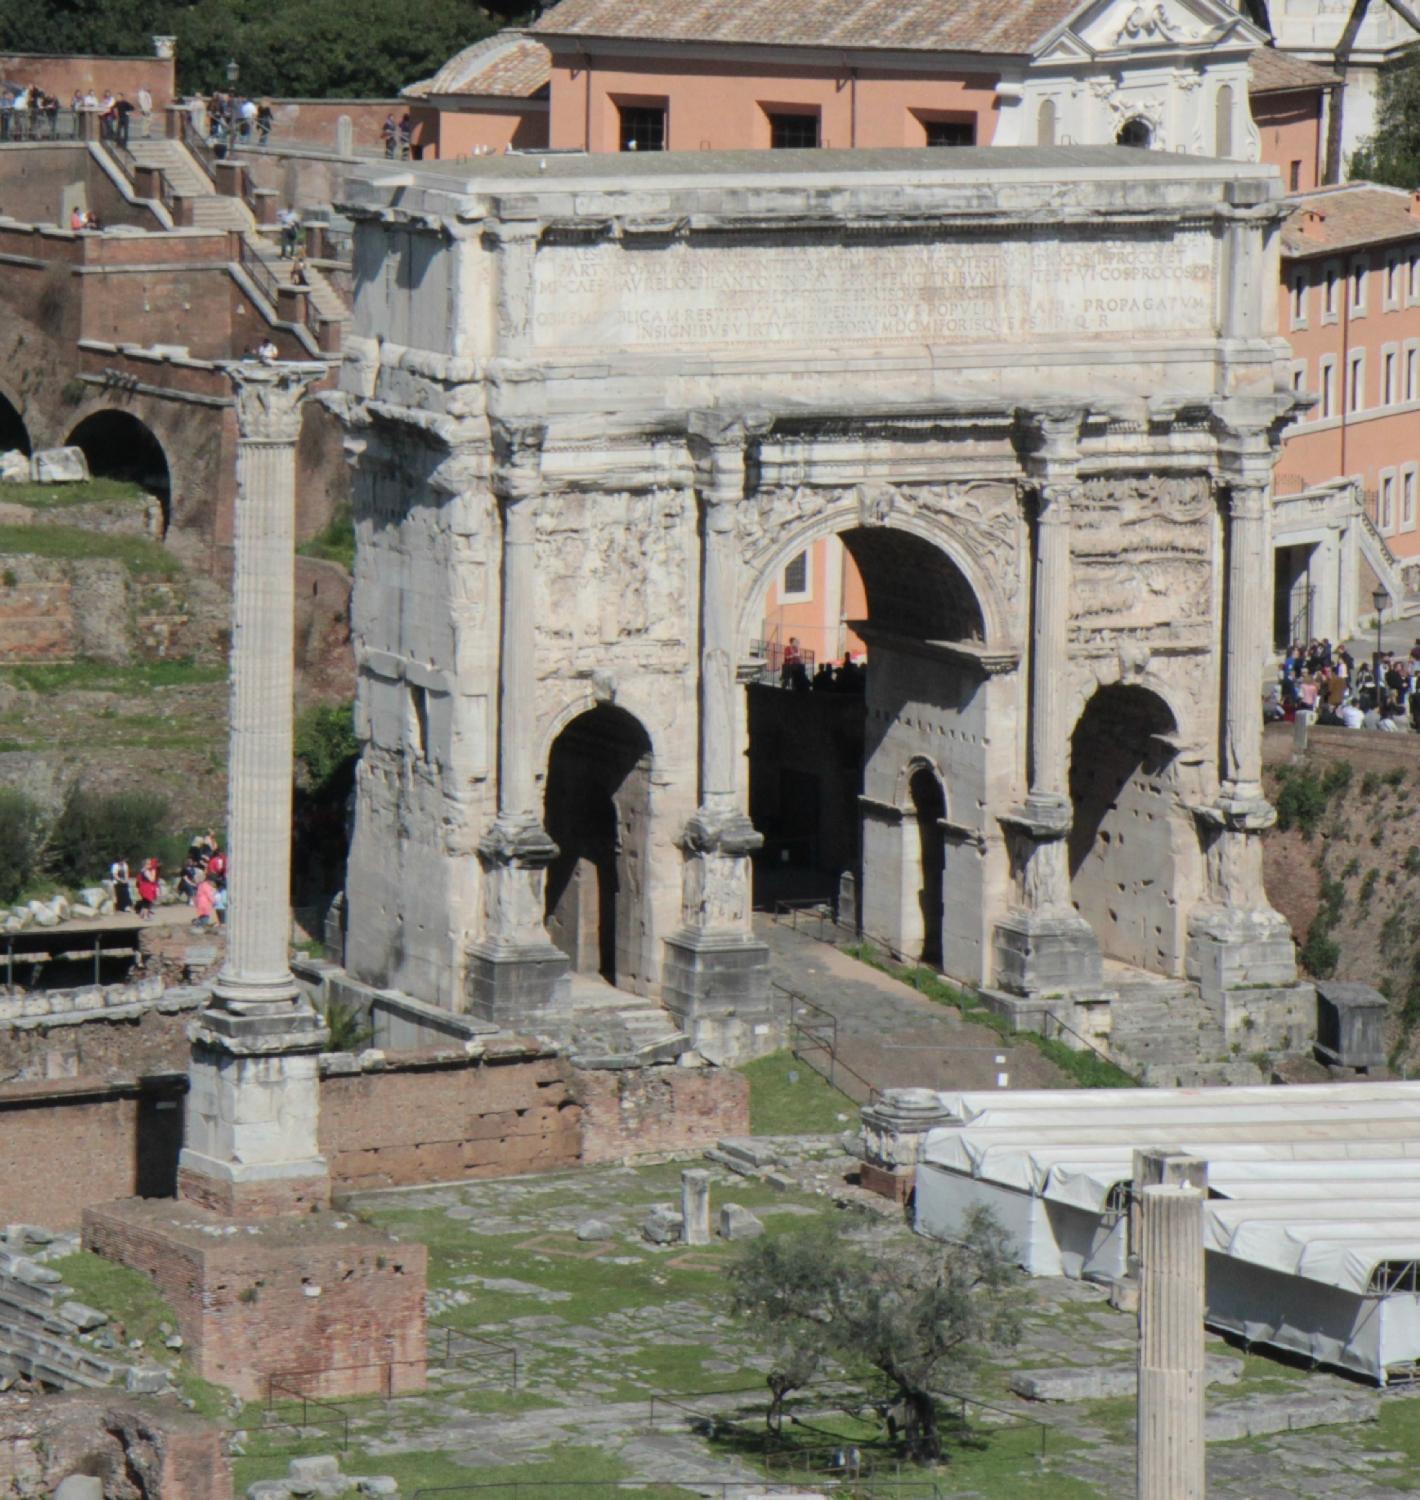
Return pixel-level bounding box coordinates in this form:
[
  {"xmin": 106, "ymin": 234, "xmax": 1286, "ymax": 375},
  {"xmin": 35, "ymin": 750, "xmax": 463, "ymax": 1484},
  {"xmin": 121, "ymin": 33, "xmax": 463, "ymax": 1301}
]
[
  {"xmin": 65, "ymin": 409, "xmax": 172, "ymax": 534},
  {"xmin": 543, "ymin": 703, "xmax": 655, "ymax": 990},
  {"xmin": 0, "ymin": 388, "xmax": 30, "ymax": 455},
  {"xmin": 1069, "ymin": 684, "xmax": 1194, "ymax": 974}
]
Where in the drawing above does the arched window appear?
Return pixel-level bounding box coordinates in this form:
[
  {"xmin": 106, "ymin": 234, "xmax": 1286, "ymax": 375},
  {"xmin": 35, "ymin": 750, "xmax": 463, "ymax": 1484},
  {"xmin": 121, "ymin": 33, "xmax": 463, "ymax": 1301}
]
[
  {"xmin": 1037, "ymin": 98, "xmax": 1057, "ymax": 147},
  {"xmin": 1117, "ymin": 117, "xmax": 1152, "ymax": 148},
  {"xmin": 1215, "ymin": 83, "xmax": 1235, "ymax": 157}
]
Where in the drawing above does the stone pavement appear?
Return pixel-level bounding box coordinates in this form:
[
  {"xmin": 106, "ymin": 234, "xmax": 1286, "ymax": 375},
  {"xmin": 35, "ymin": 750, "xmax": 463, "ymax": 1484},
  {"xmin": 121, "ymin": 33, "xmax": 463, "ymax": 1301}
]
[
  {"xmin": 223, "ymin": 1158, "xmax": 1420, "ymax": 1499},
  {"xmin": 756, "ymin": 912, "xmax": 1072, "ymax": 1094}
]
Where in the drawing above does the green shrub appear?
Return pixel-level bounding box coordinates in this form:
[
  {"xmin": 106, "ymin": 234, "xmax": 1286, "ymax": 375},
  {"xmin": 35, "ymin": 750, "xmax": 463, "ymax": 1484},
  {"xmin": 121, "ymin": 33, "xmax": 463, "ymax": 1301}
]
[
  {"xmin": 296, "ymin": 504, "xmax": 355, "ymax": 572},
  {"xmin": 1385, "ymin": 768, "xmax": 1407, "ymax": 788},
  {"xmin": 1406, "ymin": 847, "xmax": 1420, "ymax": 875},
  {"xmin": 1273, "ymin": 767, "xmax": 1330, "ymax": 837},
  {"xmin": 295, "ymin": 701, "xmax": 358, "ymax": 796},
  {"xmin": 321, "ymin": 999, "xmax": 373, "ymax": 1053},
  {"xmin": 1360, "ymin": 869, "xmax": 1380, "ymax": 903},
  {"xmin": 1382, "ymin": 911, "xmax": 1408, "ymax": 959},
  {"xmin": 1321, "ymin": 761, "xmax": 1354, "ymax": 797},
  {"xmin": 1342, "ymin": 856, "xmax": 1361, "ymax": 880},
  {"xmin": 1300, "ymin": 923, "xmax": 1341, "ymax": 979},
  {"xmin": 46, "ymin": 786, "xmax": 170, "ymax": 886},
  {"xmin": 1361, "ymin": 771, "xmax": 1382, "ymax": 797},
  {"xmin": 0, "ymin": 788, "xmax": 45, "ymax": 903}
]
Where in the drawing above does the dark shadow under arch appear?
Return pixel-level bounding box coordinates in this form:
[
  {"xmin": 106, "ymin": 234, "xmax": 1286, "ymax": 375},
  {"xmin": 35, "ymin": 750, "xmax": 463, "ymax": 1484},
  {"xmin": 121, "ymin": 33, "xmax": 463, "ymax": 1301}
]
[
  {"xmin": 0, "ymin": 390, "xmax": 30, "ymax": 455},
  {"xmin": 544, "ymin": 703, "xmax": 654, "ymax": 986},
  {"xmin": 910, "ymin": 764, "xmax": 947, "ymax": 969},
  {"xmin": 66, "ymin": 409, "xmax": 171, "ymax": 532}
]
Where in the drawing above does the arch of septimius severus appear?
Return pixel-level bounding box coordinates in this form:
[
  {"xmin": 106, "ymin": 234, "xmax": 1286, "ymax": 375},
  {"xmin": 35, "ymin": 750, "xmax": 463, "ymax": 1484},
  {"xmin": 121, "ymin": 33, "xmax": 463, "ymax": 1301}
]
[{"xmin": 328, "ymin": 145, "xmax": 1312, "ymax": 1063}]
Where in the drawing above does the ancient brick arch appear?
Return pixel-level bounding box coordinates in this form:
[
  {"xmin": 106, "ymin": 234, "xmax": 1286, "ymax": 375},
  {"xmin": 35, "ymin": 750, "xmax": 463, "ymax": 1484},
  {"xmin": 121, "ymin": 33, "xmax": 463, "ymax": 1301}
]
[{"xmin": 66, "ymin": 407, "xmax": 173, "ymax": 531}]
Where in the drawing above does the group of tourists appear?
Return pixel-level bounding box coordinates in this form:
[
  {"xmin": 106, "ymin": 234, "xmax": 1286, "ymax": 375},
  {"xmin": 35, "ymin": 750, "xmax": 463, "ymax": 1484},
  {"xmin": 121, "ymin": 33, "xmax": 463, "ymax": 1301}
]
[
  {"xmin": 779, "ymin": 638, "xmax": 866, "ymax": 695},
  {"xmin": 108, "ymin": 832, "xmax": 229, "ymax": 927},
  {"xmin": 380, "ymin": 112, "xmax": 415, "ymax": 159},
  {"xmin": 203, "ymin": 92, "xmax": 274, "ymax": 152},
  {"xmin": 1269, "ymin": 637, "xmax": 1420, "ymax": 732},
  {"xmin": 0, "ymin": 86, "xmax": 65, "ymax": 140}
]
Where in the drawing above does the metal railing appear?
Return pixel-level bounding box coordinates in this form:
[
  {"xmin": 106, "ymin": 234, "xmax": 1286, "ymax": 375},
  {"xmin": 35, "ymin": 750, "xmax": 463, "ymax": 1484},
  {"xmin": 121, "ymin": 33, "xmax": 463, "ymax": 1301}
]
[
  {"xmin": 238, "ymin": 236, "xmax": 282, "ymax": 308},
  {"xmin": 258, "ymin": 1378, "xmax": 352, "ymax": 1451},
  {"xmin": 178, "ymin": 111, "xmax": 220, "ymax": 185},
  {"xmin": 778, "ymin": 978, "xmax": 879, "ymax": 1106},
  {"xmin": 0, "ymin": 106, "xmax": 78, "ymax": 142},
  {"xmin": 748, "ymin": 636, "xmax": 816, "ymax": 685},
  {"xmin": 412, "ymin": 1483, "xmax": 947, "ymax": 1500}
]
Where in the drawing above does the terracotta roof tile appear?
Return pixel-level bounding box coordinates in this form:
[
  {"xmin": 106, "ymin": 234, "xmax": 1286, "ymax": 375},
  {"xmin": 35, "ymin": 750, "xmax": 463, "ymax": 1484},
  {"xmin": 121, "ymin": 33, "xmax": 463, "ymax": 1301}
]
[
  {"xmin": 531, "ymin": 0, "xmax": 1083, "ymax": 56},
  {"xmin": 1248, "ymin": 47, "xmax": 1340, "ymax": 95},
  {"xmin": 1280, "ymin": 184, "xmax": 1420, "ymax": 257},
  {"xmin": 404, "ymin": 31, "xmax": 551, "ymax": 100}
]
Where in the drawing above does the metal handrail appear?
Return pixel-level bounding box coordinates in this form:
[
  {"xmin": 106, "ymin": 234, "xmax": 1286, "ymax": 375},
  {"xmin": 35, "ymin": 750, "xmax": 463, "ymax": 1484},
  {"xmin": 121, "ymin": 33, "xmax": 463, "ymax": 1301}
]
[
  {"xmin": 238, "ymin": 237, "xmax": 282, "ymax": 308},
  {"xmin": 776, "ymin": 978, "xmax": 879, "ymax": 1106},
  {"xmin": 178, "ymin": 111, "xmax": 220, "ymax": 185},
  {"xmin": 262, "ymin": 1375, "xmax": 352, "ymax": 1449}
]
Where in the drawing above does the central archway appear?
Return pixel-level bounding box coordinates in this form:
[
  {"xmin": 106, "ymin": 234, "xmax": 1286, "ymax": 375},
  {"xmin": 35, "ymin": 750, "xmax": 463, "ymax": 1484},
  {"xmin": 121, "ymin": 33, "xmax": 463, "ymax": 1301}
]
[
  {"xmin": 543, "ymin": 704, "xmax": 654, "ymax": 989},
  {"xmin": 746, "ymin": 521, "xmax": 992, "ymax": 979}
]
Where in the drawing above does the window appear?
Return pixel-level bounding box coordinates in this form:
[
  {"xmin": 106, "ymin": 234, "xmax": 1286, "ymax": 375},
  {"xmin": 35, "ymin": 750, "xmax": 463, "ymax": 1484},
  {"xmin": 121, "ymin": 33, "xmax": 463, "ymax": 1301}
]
[
  {"xmin": 1387, "ymin": 254, "xmax": 1403, "ymax": 308},
  {"xmin": 768, "ymin": 111, "xmax": 819, "ymax": 149},
  {"xmin": 1349, "ymin": 350, "xmax": 1365, "ymax": 410},
  {"xmin": 1381, "ymin": 471, "xmax": 1396, "ymax": 532},
  {"xmin": 923, "ymin": 118, "xmax": 975, "ymax": 147},
  {"xmin": 1385, "ymin": 347, "xmax": 1398, "ymax": 404},
  {"xmin": 1324, "ymin": 261, "xmax": 1340, "ymax": 320},
  {"xmin": 618, "ymin": 104, "xmax": 666, "ymax": 153},
  {"xmin": 1404, "ymin": 467, "xmax": 1417, "ymax": 532},
  {"xmin": 1290, "ymin": 272, "xmax": 1308, "ymax": 327},
  {"xmin": 1408, "ymin": 343, "xmax": 1419, "ymax": 402},
  {"xmin": 1037, "ymin": 98, "xmax": 1057, "ymax": 146},
  {"xmin": 1215, "ymin": 83, "xmax": 1234, "ymax": 157},
  {"xmin": 1350, "ymin": 256, "xmax": 1368, "ymax": 313},
  {"xmin": 1320, "ymin": 356, "xmax": 1336, "ymax": 418},
  {"xmin": 1117, "ymin": 118, "xmax": 1152, "ymax": 147},
  {"xmin": 782, "ymin": 551, "xmax": 809, "ymax": 598},
  {"xmin": 1291, "ymin": 362, "xmax": 1306, "ymax": 395},
  {"xmin": 1411, "ymin": 253, "xmax": 1420, "ymax": 302},
  {"xmin": 1289, "ymin": 159, "xmax": 1302, "ymax": 191}
]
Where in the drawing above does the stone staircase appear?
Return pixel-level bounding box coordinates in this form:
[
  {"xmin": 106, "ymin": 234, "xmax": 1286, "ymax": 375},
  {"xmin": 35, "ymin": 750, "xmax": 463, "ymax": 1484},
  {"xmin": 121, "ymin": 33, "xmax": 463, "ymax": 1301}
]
[
  {"xmin": 1105, "ymin": 967, "xmax": 1265, "ymax": 1087},
  {"xmin": 123, "ymin": 137, "xmax": 255, "ymax": 230},
  {"xmin": 0, "ymin": 1231, "xmax": 156, "ymax": 1393},
  {"xmin": 549, "ymin": 973, "xmax": 690, "ymax": 1067},
  {"xmin": 241, "ymin": 230, "xmax": 350, "ymax": 326}
]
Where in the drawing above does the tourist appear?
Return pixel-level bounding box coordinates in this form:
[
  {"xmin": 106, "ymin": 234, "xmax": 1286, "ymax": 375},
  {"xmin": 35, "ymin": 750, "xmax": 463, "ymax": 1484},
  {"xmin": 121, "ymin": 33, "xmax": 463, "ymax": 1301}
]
[
  {"xmin": 137, "ymin": 83, "xmax": 152, "ymax": 138},
  {"xmin": 196, "ymin": 830, "xmax": 217, "ymax": 866},
  {"xmin": 191, "ymin": 875, "xmax": 218, "ymax": 928},
  {"xmin": 277, "ymin": 206, "xmax": 300, "ymax": 258},
  {"xmin": 110, "ymin": 857, "xmax": 134, "ymax": 914},
  {"xmin": 207, "ymin": 844, "xmax": 228, "ymax": 881},
  {"xmin": 0, "ymin": 91, "xmax": 13, "ymax": 143},
  {"xmin": 113, "ymin": 93, "xmax": 134, "ymax": 147},
  {"xmin": 257, "ymin": 100, "xmax": 273, "ymax": 145},
  {"xmin": 213, "ymin": 879, "xmax": 228, "ymax": 928},
  {"xmin": 176, "ymin": 854, "xmax": 201, "ymax": 903},
  {"xmin": 70, "ymin": 205, "xmax": 86, "ymax": 232},
  {"xmin": 83, "ymin": 209, "xmax": 102, "ymax": 231},
  {"xmin": 239, "ymin": 96, "xmax": 258, "ymax": 139},
  {"xmin": 290, "ymin": 247, "xmax": 310, "ymax": 286},
  {"xmin": 381, "ymin": 114, "xmax": 398, "ymax": 158},
  {"xmin": 1340, "ymin": 700, "xmax": 1364, "ymax": 729},
  {"xmin": 257, "ymin": 337, "xmax": 279, "ymax": 364},
  {"xmin": 81, "ymin": 90, "xmax": 98, "ymax": 112},
  {"xmin": 398, "ymin": 112, "xmax": 413, "ymax": 159},
  {"xmin": 135, "ymin": 859, "xmax": 160, "ymax": 919}
]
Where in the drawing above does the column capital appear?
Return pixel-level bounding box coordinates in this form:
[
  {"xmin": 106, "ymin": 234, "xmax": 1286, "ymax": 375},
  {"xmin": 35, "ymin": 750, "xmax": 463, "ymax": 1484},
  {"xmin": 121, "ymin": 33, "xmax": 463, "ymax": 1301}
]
[
  {"xmin": 687, "ymin": 409, "xmax": 773, "ymax": 505},
  {"xmin": 1012, "ymin": 404, "xmax": 1087, "ymax": 473},
  {"xmin": 490, "ymin": 418, "xmax": 546, "ymax": 503},
  {"xmin": 1222, "ymin": 477, "xmax": 1270, "ymax": 520},
  {"xmin": 224, "ymin": 361, "xmax": 326, "ymax": 444}
]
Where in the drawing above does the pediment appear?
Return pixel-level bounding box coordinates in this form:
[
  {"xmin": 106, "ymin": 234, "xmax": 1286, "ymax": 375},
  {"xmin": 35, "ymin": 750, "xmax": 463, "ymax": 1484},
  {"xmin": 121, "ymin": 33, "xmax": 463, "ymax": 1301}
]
[{"xmin": 1035, "ymin": 0, "xmax": 1265, "ymax": 59}]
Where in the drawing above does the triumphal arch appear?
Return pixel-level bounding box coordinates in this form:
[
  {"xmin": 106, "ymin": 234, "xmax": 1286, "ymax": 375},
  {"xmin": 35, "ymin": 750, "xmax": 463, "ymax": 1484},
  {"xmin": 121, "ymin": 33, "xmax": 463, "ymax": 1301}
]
[{"xmin": 332, "ymin": 145, "xmax": 1307, "ymax": 1061}]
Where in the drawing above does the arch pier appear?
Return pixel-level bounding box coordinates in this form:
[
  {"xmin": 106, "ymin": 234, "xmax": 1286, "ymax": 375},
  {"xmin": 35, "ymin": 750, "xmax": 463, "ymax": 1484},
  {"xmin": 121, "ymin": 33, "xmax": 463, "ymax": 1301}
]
[{"xmin": 333, "ymin": 147, "xmax": 1314, "ymax": 1064}]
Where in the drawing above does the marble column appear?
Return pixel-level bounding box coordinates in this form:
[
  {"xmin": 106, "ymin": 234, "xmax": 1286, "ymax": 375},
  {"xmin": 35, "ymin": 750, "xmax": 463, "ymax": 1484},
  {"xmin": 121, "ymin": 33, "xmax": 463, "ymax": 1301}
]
[
  {"xmin": 994, "ymin": 409, "xmax": 1103, "ymax": 999},
  {"xmin": 681, "ymin": 1169, "xmax": 712, "ymax": 1246},
  {"xmin": 1187, "ymin": 469, "xmax": 1298, "ymax": 1001},
  {"xmin": 468, "ymin": 421, "xmax": 570, "ymax": 1023},
  {"xmin": 661, "ymin": 411, "xmax": 776, "ymax": 1063},
  {"xmin": 1136, "ymin": 1184, "xmax": 1206, "ymax": 1500},
  {"xmin": 178, "ymin": 361, "xmax": 331, "ymax": 1220}
]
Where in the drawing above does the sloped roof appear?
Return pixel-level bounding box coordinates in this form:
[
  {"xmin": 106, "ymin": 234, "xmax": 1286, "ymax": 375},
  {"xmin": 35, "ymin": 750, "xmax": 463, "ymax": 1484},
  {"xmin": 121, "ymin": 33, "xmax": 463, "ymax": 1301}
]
[
  {"xmin": 404, "ymin": 31, "xmax": 550, "ymax": 101},
  {"xmin": 531, "ymin": 0, "xmax": 1085, "ymax": 56},
  {"xmin": 1249, "ymin": 46, "xmax": 1340, "ymax": 95},
  {"xmin": 1280, "ymin": 183, "xmax": 1420, "ymax": 257}
]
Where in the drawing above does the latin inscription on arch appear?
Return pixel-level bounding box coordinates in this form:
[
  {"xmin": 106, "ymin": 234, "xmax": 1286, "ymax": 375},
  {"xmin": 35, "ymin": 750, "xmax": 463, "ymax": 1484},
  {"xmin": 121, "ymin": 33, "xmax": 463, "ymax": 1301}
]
[{"xmin": 532, "ymin": 231, "xmax": 1214, "ymax": 351}]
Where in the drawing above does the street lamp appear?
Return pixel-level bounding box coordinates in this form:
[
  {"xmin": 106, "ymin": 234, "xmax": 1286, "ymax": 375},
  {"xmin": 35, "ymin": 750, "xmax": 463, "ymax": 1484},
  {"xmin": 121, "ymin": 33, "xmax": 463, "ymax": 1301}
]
[
  {"xmin": 1373, "ymin": 587, "xmax": 1389, "ymax": 713},
  {"xmin": 226, "ymin": 59, "xmax": 240, "ymax": 87}
]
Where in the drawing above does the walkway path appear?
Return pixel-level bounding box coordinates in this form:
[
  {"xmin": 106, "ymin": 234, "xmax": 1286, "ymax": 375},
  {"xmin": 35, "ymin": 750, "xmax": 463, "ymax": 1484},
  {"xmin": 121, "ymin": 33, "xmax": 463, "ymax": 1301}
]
[{"xmin": 755, "ymin": 912, "xmax": 1070, "ymax": 1094}]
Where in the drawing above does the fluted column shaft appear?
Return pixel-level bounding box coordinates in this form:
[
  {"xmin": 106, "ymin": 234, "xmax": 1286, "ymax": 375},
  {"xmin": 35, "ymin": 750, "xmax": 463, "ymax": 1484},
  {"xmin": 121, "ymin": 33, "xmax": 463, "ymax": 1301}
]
[
  {"xmin": 700, "ymin": 491, "xmax": 740, "ymax": 814},
  {"xmin": 1137, "ymin": 1184, "xmax": 1206, "ymax": 1500},
  {"xmin": 1030, "ymin": 484, "xmax": 1074, "ymax": 805},
  {"xmin": 214, "ymin": 363, "xmax": 324, "ymax": 1007},
  {"xmin": 497, "ymin": 495, "xmax": 539, "ymax": 824}
]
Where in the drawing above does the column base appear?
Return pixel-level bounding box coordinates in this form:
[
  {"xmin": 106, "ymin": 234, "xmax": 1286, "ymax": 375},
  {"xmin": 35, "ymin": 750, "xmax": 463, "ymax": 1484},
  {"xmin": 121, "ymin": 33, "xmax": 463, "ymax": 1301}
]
[
  {"xmin": 1186, "ymin": 905, "xmax": 1299, "ymax": 1004},
  {"xmin": 466, "ymin": 940, "xmax": 571, "ymax": 1027},
  {"xmin": 993, "ymin": 906, "xmax": 1104, "ymax": 997},
  {"xmin": 660, "ymin": 928, "xmax": 779, "ymax": 1065},
  {"xmin": 177, "ymin": 1152, "xmax": 330, "ymax": 1218}
]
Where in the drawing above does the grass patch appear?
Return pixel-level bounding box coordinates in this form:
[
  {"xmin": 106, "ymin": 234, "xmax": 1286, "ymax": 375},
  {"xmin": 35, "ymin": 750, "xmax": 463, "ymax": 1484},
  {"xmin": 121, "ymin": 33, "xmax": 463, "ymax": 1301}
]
[
  {"xmin": 48, "ymin": 1251, "xmax": 229, "ymax": 1418},
  {"xmin": 738, "ymin": 1049, "xmax": 855, "ymax": 1134},
  {"xmin": 0, "ymin": 657, "xmax": 225, "ymax": 693},
  {"xmin": 841, "ymin": 944, "xmax": 1136, "ymax": 1089},
  {"xmin": 0, "ymin": 523, "xmax": 178, "ymax": 575},
  {"xmin": 297, "ymin": 503, "xmax": 354, "ymax": 571},
  {"xmin": 0, "ymin": 477, "xmax": 150, "ymax": 509}
]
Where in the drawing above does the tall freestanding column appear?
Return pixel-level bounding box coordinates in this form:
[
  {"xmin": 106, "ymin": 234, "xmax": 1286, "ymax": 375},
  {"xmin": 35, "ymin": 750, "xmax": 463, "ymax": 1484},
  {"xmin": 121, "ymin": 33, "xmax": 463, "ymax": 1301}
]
[
  {"xmin": 662, "ymin": 411, "xmax": 777, "ymax": 1063},
  {"xmin": 178, "ymin": 361, "xmax": 332, "ymax": 1219},
  {"xmin": 994, "ymin": 408, "xmax": 1103, "ymax": 999},
  {"xmin": 468, "ymin": 420, "xmax": 570, "ymax": 1023},
  {"xmin": 1187, "ymin": 451, "xmax": 1299, "ymax": 1002},
  {"xmin": 1136, "ymin": 1183, "xmax": 1206, "ymax": 1500}
]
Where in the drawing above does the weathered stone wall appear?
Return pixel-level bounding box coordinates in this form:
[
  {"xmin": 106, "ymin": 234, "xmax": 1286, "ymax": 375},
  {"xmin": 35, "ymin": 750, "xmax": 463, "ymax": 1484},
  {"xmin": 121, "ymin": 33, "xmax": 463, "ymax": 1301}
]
[
  {"xmin": 0, "ymin": 144, "xmax": 163, "ymax": 229},
  {"xmin": 578, "ymin": 1064, "xmax": 750, "ymax": 1165},
  {"xmin": 1263, "ymin": 721, "xmax": 1420, "ymax": 775}
]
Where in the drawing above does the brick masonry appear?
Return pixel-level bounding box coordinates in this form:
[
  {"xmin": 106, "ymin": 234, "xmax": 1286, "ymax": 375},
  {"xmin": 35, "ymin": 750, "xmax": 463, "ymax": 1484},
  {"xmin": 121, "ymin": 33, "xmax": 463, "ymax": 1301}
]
[
  {"xmin": 1, "ymin": 1044, "xmax": 749, "ymax": 1226},
  {"xmin": 83, "ymin": 1197, "xmax": 428, "ymax": 1401}
]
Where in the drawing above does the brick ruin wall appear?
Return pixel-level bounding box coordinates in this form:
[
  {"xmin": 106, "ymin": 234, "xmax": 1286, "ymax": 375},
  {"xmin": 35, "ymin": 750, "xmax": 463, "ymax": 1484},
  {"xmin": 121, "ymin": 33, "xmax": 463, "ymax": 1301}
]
[{"xmin": 0, "ymin": 1038, "xmax": 752, "ymax": 1228}]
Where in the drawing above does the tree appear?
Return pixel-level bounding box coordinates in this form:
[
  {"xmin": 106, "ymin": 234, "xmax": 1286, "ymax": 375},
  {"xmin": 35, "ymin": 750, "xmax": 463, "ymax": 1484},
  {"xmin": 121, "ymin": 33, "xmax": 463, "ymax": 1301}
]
[
  {"xmin": 1350, "ymin": 51, "xmax": 1420, "ymax": 188},
  {"xmin": 726, "ymin": 1209, "xmax": 1025, "ymax": 1463}
]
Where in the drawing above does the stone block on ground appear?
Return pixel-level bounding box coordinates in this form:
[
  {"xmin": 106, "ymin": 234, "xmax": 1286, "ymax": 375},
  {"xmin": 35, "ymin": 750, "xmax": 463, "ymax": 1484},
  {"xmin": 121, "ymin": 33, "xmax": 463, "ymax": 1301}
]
[
  {"xmin": 57, "ymin": 1300, "xmax": 108, "ymax": 1332},
  {"xmin": 575, "ymin": 1218, "xmax": 614, "ymax": 1242},
  {"xmin": 31, "ymin": 446, "xmax": 90, "ymax": 483},
  {"xmin": 718, "ymin": 1203, "xmax": 765, "ymax": 1241},
  {"xmin": 1010, "ymin": 1351, "xmax": 1241, "ymax": 1402},
  {"xmin": 717, "ymin": 1137, "xmax": 781, "ymax": 1169},
  {"xmin": 0, "ymin": 448, "xmax": 28, "ymax": 482},
  {"xmin": 641, "ymin": 1204, "xmax": 684, "ymax": 1244},
  {"xmin": 289, "ymin": 1456, "xmax": 342, "ymax": 1483},
  {"xmin": 53, "ymin": 1478, "xmax": 104, "ymax": 1500},
  {"xmin": 124, "ymin": 1364, "xmax": 168, "ymax": 1393}
]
